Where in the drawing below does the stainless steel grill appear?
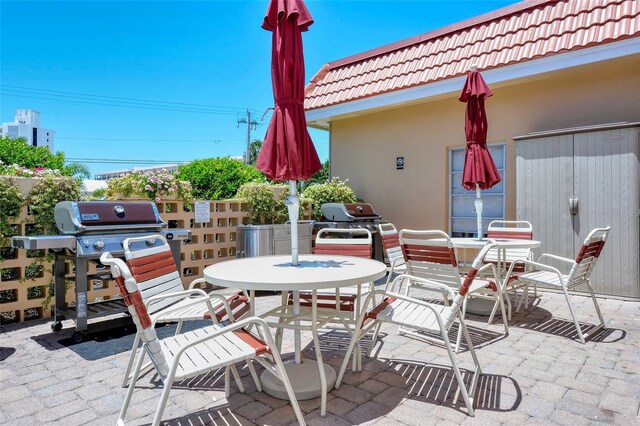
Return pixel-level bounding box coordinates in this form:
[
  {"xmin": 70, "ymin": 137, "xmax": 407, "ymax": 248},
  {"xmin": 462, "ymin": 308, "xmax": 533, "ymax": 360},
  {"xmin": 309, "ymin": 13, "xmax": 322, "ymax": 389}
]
[
  {"xmin": 315, "ymin": 202, "xmax": 386, "ymax": 263},
  {"xmin": 12, "ymin": 201, "xmax": 190, "ymax": 341}
]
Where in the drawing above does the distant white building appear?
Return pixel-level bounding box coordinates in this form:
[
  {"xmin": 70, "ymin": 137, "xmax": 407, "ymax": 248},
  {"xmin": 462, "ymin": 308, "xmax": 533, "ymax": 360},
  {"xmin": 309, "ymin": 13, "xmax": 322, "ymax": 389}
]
[
  {"xmin": 94, "ymin": 164, "xmax": 183, "ymax": 180},
  {"xmin": 1, "ymin": 110, "xmax": 55, "ymax": 151}
]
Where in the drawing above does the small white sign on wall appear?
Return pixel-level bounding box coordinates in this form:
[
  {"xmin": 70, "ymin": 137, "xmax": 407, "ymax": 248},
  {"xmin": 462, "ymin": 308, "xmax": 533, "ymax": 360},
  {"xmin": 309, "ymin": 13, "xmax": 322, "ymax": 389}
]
[{"xmin": 194, "ymin": 201, "xmax": 210, "ymax": 224}]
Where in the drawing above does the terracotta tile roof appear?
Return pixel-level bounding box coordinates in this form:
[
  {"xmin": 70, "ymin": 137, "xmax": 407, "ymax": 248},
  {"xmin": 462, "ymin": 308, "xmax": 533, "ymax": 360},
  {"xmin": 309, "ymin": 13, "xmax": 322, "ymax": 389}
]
[{"xmin": 305, "ymin": 0, "xmax": 640, "ymax": 110}]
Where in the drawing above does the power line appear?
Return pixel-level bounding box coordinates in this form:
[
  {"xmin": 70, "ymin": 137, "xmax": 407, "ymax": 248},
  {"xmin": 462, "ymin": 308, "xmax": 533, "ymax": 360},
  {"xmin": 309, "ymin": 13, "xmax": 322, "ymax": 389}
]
[
  {"xmin": 2, "ymin": 93, "xmax": 244, "ymax": 116},
  {"xmin": 1, "ymin": 88, "xmax": 261, "ymax": 116},
  {"xmin": 57, "ymin": 136, "xmax": 243, "ymax": 143},
  {"xmin": 0, "ymin": 84, "xmax": 257, "ymax": 113},
  {"xmin": 66, "ymin": 157, "xmax": 192, "ymax": 165}
]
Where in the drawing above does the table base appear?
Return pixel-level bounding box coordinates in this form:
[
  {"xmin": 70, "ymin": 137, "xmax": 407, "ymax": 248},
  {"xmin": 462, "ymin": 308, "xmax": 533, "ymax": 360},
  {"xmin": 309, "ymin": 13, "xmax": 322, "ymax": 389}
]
[
  {"xmin": 260, "ymin": 360, "xmax": 337, "ymax": 400},
  {"xmin": 466, "ymin": 297, "xmax": 498, "ymax": 316}
]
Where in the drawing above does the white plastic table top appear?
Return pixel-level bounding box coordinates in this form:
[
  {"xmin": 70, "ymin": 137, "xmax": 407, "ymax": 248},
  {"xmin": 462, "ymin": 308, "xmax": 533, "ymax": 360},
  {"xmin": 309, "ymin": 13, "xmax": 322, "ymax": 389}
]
[
  {"xmin": 203, "ymin": 254, "xmax": 388, "ymax": 291},
  {"xmin": 444, "ymin": 237, "xmax": 541, "ymax": 250}
]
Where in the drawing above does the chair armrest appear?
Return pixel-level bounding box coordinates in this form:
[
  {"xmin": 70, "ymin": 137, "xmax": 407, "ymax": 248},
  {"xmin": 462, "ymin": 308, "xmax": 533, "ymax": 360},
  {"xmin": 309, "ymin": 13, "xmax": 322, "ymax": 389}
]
[
  {"xmin": 145, "ymin": 289, "xmax": 208, "ymax": 307},
  {"xmin": 391, "ymin": 274, "xmax": 456, "ymax": 300},
  {"xmin": 170, "ymin": 316, "xmax": 279, "ymax": 365},
  {"xmin": 537, "ymin": 253, "xmax": 575, "ymax": 265},
  {"xmin": 358, "ymin": 288, "xmax": 449, "ymax": 331},
  {"xmin": 504, "ymin": 259, "xmax": 565, "ymax": 286}
]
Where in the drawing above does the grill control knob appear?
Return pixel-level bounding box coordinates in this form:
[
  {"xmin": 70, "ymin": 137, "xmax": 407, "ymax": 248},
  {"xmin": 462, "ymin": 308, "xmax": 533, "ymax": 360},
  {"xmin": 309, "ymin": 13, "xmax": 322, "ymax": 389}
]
[{"xmin": 93, "ymin": 240, "xmax": 105, "ymax": 251}]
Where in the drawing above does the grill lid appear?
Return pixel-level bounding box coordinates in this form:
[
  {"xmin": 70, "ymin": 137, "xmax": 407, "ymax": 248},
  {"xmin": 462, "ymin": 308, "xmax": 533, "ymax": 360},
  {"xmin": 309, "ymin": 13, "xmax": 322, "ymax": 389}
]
[
  {"xmin": 55, "ymin": 201, "xmax": 165, "ymax": 234},
  {"xmin": 321, "ymin": 202, "xmax": 381, "ymax": 222}
]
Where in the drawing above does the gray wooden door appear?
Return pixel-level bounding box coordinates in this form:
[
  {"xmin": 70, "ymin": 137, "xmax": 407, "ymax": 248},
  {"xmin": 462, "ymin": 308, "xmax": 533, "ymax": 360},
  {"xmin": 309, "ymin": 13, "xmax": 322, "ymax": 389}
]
[
  {"xmin": 516, "ymin": 125, "xmax": 640, "ymax": 298},
  {"xmin": 516, "ymin": 134, "xmax": 575, "ymax": 273},
  {"xmin": 573, "ymin": 127, "xmax": 639, "ymax": 298}
]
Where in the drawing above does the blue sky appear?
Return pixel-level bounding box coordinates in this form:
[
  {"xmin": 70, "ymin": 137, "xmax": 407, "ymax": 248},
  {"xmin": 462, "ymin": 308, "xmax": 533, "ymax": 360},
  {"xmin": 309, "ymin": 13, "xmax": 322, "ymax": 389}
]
[{"xmin": 1, "ymin": 0, "xmax": 518, "ymax": 177}]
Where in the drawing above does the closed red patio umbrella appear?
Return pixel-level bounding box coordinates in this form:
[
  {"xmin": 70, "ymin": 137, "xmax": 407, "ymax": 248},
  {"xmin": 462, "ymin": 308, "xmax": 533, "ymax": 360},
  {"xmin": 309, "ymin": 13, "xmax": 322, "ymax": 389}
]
[
  {"xmin": 257, "ymin": 0, "xmax": 322, "ymax": 265},
  {"xmin": 459, "ymin": 67, "xmax": 501, "ymax": 240}
]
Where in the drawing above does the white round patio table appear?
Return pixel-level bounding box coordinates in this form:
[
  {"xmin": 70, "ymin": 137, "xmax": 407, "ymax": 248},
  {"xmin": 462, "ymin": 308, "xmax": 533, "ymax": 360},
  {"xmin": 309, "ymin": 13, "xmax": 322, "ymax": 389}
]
[
  {"xmin": 203, "ymin": 254, "xmax": 387, "ymax": 405},
  {"xmin": 440, "ymin": 238, "xmax": 541, "ymax": 314}
]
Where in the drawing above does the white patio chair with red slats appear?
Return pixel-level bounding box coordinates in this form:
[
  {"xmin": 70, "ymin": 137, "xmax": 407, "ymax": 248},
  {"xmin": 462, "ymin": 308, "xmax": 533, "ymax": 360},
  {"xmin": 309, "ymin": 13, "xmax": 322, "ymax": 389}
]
[
  {"xmin": 119, "ymin": 235, "xmax": 253, "ymax": 389},
  {"xmin": 286, "ymin": 228, "xmax": 373, "ymax": 322},
  {"xmin": 281, "ymin": 228, "xmax": 373, "ymax": 366},
  {"xmin": 101, "ymin": 251, "xmax": 305, "ymax": 426},
  {"xmin": 335, "ymin": 243, "xmax": 498, "ymax": 417},
  {"xmin": 485, "ymin": 220, "xmax": 535, "ymax": 319},
  {"xmin": 502, "ymin": 226, "xmax": 609, "ymax": 344},
  {"xmin": 398, "ymin": 230, "xmax": 508, "ymax": 352},
  {"xmin": 378, "ymin": 223, "xmax": 406, "ymax": 285}
]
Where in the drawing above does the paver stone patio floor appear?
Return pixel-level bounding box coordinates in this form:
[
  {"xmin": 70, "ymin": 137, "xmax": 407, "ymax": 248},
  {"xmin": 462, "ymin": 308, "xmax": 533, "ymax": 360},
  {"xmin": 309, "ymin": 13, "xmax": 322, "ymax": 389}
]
[{"xmin": 1, "ymin": 286, "xmax": 638, "ymax": 425}]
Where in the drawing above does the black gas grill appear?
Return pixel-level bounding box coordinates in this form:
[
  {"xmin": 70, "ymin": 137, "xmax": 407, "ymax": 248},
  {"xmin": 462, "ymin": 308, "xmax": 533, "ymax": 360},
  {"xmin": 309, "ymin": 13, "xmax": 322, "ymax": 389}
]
[{"xmin": 12, "ymin": 201, "xmax": 190, "ymax": 340}]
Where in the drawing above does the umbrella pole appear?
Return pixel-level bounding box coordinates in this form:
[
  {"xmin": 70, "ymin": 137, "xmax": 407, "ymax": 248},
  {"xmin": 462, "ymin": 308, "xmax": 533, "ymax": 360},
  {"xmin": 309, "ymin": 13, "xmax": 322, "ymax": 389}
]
[
  {"xmin": 286, "ymin": 180, "xmax": 302, "ymax": 363},
  {"xmin": 475, "ymin": 184, "xmax": 483, "ymax": 241},
  {"xmin": 287, "ymin": 180, "xmax": 300, "ymax": 266}
]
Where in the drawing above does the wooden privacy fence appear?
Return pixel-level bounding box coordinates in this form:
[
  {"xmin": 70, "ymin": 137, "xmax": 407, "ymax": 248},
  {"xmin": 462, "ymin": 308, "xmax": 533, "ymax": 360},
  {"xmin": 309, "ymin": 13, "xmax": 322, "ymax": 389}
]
[{"xmin": 0, "ymin": 198, "xmax": 256, "ymax": 325}]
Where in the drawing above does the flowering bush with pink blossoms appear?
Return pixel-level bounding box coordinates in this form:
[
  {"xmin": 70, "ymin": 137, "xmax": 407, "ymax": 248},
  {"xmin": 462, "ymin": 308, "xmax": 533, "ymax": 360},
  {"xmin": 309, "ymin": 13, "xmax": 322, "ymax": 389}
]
[
  {"xmin": 105, "ymin": 170, "xmax": 192, "ymax": 203},
  {"xmin": 0, "ymin": 162, "xmax": 62, "ymax": 177}
]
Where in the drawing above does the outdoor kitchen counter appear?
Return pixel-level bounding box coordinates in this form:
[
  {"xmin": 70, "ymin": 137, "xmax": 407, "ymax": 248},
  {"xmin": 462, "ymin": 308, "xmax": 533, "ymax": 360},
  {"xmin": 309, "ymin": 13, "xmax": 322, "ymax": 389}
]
[{"xmin": 203, "ymin": 254, "xmax": 387, "ymax": 416}]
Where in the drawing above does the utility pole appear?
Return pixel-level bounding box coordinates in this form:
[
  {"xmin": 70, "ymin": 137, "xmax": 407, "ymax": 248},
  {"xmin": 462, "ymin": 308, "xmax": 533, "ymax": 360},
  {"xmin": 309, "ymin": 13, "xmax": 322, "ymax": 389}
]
[{"xmin": 237, "ymin": 110, "xmax": 260, "ymax": 164}]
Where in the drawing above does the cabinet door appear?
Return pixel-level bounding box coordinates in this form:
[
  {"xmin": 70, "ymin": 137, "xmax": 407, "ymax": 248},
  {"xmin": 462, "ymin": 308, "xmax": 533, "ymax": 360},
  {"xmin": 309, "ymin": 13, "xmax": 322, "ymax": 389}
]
[
  {"xmin": 517, "ymin": 135, "xmax": 575, "ymax": 271},
  {"xmin": 574, "ymin": 128, "xmax": 640, "ymax": 297}
]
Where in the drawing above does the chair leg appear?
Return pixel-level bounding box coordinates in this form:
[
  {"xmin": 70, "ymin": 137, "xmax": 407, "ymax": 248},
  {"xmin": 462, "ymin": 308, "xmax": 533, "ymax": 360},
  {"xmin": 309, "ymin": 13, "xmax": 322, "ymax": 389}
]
[
  {"xmin": 455, "ymin": 297, "xmax": 469, "ymax": 353},
  {"xmin": 582, "ymin": 282, "xmax": 605, "ymax": 341},
  {"xmin": 246, "ymin": 360, "xmax": 262, "ymax": 392},
  {"xmin": 366, "ymin": 322, "xmax": 382, "ymax": 357},
  {"xmin": 224, "ymin": 366, "xmax": 232, "ymax": 397},
  {"xmin": 152, "ymin": 374, "xmax": 175, "ymax": 426},
  {"xmin": 515, "ymin": 284, "xmax": 529, "ymax": 313},
  {"xmin": 122, "ymin": 331, "xmax": 142, "ymax": 388},
  {"xmin": 269, "ymin": 355, "xmax": 306, "ymax": 426},
  {"xmin": 336, "ymin": 325, "xmax": 367, "ymax": 389},
  {"xmin": 118, "ymin": 344, "xmax": 147, "ymax": 425},
  {"xmin": 230, "ymin": 365, "xmax": 245, "ymax": 393},
  {"xmin": 496, "ymin": 292, "xmax": 509, "ymax": 333},
  {"xmin": 561, "ymin": 286, "xmax": 586, "ymax": 344},
  {"xmin": 311, "ymin": 311, "xmax": 328, "ymax": 416},
  {"xmin": 444, "ymin": 319, "xmax": 479, "ymax": 417}
]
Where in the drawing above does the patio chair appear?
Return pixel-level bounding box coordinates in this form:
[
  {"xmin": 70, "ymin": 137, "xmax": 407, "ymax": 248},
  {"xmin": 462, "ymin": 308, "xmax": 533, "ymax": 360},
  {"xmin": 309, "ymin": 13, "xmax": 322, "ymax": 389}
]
[
  {"xmin": 379, "ymin": 223, "xmax": 406, "ymax": 285},
  {"xmin": 334, "ymin": 242, "xmax": 499, "ymax": 417},
  {"xmin": 101, "ymin": 251, "xmax": 305, "ymax": 426},
  {"xmin": 118, "ymin": 235, "xmax": 252, "ymax": 388},
  {"xmin": 485, "ymin": 220, "xmax": 535, "ymax": 319},
  {"xmin": 286, "ymin": 227, "xmax": 373, "ymax": 320},
  {"xmin": 398, "ymin": 230, "xmax": 508, "ymax": 351},
  {"xmin": 281, "ymin": 228, "xmax": 373, "ymax": 360},
  {"xmin": 502, "ymin": 226, "xmax": 609, "ymax": 344}
]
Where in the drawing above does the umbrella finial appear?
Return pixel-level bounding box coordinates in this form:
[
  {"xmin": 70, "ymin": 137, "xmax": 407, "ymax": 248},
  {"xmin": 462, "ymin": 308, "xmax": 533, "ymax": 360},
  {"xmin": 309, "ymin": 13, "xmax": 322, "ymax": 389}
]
[{"xmin": 469, "ymin": 64, "xmax": 478, "ymax": 71}]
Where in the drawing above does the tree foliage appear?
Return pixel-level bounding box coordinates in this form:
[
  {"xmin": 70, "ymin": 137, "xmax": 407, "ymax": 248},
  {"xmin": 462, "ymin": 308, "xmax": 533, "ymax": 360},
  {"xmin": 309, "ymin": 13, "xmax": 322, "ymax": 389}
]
[
  {"xmin": 177, "ymin": 157, "xmax": 264, "ymax": 201},
  {"xmin": 249, "ymin": 139, "xmax": 262, "ymax": 165},
  {"xmin": 0, "ymin": 135, "xmax": 89, "ymax": 178},
  {"xmin": 301, "ymin": 160, "xmax": 330, "ymax": 190}
]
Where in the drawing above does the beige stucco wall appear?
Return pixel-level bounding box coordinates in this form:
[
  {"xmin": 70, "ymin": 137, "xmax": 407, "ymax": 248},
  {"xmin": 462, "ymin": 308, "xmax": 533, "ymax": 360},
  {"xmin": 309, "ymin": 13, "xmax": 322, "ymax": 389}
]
[{"xmin": 328, "ymin": 55, "xmax": 640, "ymax": 231}]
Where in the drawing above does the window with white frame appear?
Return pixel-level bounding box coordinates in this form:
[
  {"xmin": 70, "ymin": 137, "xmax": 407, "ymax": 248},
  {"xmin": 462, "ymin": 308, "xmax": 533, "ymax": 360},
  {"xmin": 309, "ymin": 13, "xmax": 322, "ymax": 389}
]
[{"xmin": 449, "ymin": 144, "xmax": 505, "ymax": 238}]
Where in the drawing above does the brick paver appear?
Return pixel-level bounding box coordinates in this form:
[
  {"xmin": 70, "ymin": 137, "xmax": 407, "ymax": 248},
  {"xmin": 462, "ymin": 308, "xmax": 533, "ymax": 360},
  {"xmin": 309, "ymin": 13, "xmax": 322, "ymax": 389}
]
[{"xmin": 0, "ymin": 288, "xmax": 638, "ymax": 425}]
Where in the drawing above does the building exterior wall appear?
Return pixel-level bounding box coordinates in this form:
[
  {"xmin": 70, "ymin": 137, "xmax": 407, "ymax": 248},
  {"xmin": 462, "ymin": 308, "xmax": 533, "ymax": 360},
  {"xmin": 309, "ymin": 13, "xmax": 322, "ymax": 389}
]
[
  {"xmin": 1, "ymin": 110, "xmax": 55, "ymax": 151},
  {"xmin": 329, "ymin": 57, "xmax": 640, "ymax": 231}
]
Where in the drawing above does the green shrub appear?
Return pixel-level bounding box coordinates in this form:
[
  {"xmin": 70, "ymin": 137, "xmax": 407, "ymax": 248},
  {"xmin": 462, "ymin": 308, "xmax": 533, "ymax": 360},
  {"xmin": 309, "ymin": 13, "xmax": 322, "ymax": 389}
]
[
  {"xmin": 178, "ymin": 157, "xmax": 264, "ymax": 201},
  {"xmin": 105, "ymin": 170, "xmax": 192, "ymax": 202},
  {"xmin": 0, "ymin": 178, "xmax": 24, "ymax": 246},
  {"xmin": 27, "ymin": 174, "xmax": 82, "ymax": 235},
  {"xmin": 302, "ymin": 177, "xmax": 357, "ymax": 220},
  {"xmin": 0, "ymin": 135, "xmax": 89, "ymax": 178},
  {"xmin": 236, "ymin": 182, "xmax": 290, "ymax": 224}
]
